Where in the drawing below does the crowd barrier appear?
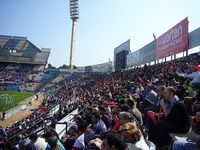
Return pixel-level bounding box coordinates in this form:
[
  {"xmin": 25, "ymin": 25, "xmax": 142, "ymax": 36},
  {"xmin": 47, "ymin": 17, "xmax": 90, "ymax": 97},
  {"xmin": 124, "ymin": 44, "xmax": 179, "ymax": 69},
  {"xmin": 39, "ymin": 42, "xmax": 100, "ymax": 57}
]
[
  {"xmin": 55, "ymin": 108, "xmax": 79, "ymax": 139},
  {"xmin": 6, "ymin": 94, "xmax": 37, "ymax": 118}
]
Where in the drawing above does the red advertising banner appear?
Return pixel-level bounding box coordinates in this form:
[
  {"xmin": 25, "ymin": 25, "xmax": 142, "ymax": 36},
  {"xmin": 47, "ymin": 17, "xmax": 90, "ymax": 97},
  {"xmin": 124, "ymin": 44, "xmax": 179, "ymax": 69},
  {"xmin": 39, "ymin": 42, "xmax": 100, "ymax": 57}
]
[{"xmin": 156, "ymin": 18, "xmax": 188, "ymax": 59}]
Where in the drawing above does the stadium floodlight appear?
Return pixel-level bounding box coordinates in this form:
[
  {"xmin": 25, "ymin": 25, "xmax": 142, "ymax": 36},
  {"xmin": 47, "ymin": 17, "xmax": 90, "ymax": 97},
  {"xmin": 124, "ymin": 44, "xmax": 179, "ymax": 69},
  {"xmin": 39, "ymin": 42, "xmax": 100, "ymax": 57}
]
[
  {"xmin": 69, "ymin": 0, "xmax": 79, "ymax": 70},
  {"xmin": 70, "ymin": 0, "xmax": 79, "ymax": 21}
]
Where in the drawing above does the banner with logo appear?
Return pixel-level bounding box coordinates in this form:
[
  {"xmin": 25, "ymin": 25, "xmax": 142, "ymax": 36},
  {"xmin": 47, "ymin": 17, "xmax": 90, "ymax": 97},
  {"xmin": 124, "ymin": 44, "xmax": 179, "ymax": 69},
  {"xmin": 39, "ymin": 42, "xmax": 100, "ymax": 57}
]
[{"xmin": 156, "ymin": 18, "xmax": 188, "ymax": 59}]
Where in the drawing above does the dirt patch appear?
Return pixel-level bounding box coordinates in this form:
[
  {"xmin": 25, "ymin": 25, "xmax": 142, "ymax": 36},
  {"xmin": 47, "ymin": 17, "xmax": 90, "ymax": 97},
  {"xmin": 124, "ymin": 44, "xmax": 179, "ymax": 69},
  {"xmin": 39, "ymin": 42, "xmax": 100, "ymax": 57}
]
[{"xmin": 0, "ymin": 94, "xmax": 44, "ymax": 128}]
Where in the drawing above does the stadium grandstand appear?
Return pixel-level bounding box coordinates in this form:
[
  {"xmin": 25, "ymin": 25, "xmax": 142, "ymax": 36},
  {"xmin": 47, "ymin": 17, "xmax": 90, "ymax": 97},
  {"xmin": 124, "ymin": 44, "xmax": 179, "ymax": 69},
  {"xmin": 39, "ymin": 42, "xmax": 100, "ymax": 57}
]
[
  {"xmin": 0, "ymin": 19, "xmax": 200, "ymax": 150},
  {"xmin": 0, "ymin": 35, "xmax": 51, "ymax": 92}
]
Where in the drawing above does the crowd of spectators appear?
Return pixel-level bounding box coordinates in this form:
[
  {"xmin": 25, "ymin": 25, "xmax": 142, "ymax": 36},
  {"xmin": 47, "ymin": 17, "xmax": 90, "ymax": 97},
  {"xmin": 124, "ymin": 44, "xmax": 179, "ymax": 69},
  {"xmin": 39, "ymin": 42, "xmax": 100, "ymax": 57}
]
[
  {"xmin": 0, "ymin": 64, "xmax": 59, "ymax": 92},
  {"xmin": 0, "ymin": 53, "xmax": 200, "ymax": 150},
  {"xmin": 0, "ymin": 70, "xmax": 29, "ymax": 90},
  {"xmin": 0, "ymin": 79, "xmax": 79, "ymax": 149}
]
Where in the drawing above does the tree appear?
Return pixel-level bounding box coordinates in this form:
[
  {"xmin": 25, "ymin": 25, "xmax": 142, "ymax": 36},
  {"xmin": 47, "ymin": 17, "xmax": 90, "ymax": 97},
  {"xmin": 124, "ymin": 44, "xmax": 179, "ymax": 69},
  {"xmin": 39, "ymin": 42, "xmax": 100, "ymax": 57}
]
[
  {"xmin": 58, "ymin": 64, "xmax": 77, "ymax": 69},
  {"xmin": 59, "ymin": 64, "xmax": 68, "ymax": 69},
  {"xmin": 47, "ymin": 63, "xmax": 56, "ymax": 69}
]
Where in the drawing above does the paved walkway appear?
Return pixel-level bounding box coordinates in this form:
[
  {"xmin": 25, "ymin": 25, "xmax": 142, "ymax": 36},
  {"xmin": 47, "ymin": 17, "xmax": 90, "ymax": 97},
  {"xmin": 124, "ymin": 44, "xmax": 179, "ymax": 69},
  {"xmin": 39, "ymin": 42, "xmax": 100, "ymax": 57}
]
[{"xmin": 0, "ymin": 94, "xmax": 44, "ymax": 128}]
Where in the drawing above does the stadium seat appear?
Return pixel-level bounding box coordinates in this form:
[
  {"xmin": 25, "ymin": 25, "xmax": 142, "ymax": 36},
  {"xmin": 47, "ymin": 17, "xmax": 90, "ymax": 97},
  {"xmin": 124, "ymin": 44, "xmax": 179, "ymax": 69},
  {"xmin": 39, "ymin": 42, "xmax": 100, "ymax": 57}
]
[
  {"xmin": 0, "ymin": 50, "xmax": 9, "ymax": 56},
  {"xmin": 6, "ymin": 84, "xmax": 22, "ymax": 91}
]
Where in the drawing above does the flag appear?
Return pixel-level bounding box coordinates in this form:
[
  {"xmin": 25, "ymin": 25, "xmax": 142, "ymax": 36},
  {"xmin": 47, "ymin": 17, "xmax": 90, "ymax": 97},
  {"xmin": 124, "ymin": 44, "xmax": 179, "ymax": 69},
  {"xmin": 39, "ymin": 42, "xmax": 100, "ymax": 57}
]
[
  {"xmin": 138, "ymin": 77, "xmax": 144, "ymax": 85},
  {"xmin": 194, "ymin": 65, "xmax": 200, "ymax": 71}
]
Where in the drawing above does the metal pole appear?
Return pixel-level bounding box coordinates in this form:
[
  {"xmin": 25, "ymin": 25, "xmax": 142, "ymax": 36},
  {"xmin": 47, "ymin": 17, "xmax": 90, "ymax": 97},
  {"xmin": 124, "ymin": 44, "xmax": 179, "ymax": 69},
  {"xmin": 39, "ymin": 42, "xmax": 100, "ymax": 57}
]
[
  {"xmin": 69, "ymin": 0, "xmax": 79, "ymax": 70},
  {"xmin": 69, "ymin": 20, "xmax": 77, "ymax": 70},
  {"xmin": 186, "ymin": 50, "xmax": 188, "ymax": 56}
]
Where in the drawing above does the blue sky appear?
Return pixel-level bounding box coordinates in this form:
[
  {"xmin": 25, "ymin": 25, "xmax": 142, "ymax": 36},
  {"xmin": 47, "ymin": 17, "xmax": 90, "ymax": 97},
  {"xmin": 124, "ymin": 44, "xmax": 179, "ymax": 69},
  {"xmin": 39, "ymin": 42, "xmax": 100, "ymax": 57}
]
[{"xmin": 0, "ymin": 0, "xmax": 199, "ymax": 67}]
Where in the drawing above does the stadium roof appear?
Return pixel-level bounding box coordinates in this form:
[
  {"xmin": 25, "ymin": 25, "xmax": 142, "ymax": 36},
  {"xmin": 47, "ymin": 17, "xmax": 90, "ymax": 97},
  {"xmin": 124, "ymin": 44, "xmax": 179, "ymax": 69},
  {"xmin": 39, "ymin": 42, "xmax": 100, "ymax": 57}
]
[
  {"xmin": 0, "ymin": 35, "xmax": 50, "ymax": 65},
  {"xmin": 0, "ymin": 35, "xmax": 40, "ymax": 52}
]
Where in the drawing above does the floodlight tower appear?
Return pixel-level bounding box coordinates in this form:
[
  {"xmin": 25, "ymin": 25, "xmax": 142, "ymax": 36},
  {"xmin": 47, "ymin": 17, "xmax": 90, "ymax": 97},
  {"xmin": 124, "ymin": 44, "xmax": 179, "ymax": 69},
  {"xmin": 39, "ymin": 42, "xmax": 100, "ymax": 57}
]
[{"xmin": 69, "ymin": 0, "xmax": 79, "ymax": 70}]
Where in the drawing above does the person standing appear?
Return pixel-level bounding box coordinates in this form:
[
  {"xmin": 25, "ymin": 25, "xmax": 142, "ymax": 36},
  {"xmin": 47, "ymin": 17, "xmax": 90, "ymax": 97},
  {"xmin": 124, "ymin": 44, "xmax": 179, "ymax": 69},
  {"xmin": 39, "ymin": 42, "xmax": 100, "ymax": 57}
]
[{"xmin": 1, "ymin": 111, "xmax": 6, "ymax": 121}]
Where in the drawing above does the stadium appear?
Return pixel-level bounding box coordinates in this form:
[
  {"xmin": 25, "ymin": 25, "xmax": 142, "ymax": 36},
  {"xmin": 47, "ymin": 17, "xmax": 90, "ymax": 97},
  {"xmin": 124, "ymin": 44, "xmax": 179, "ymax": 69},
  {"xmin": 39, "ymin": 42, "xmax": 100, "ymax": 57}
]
[{"xmin": 0, "ymin": 1, "xmax": 200, "ymax": 150}]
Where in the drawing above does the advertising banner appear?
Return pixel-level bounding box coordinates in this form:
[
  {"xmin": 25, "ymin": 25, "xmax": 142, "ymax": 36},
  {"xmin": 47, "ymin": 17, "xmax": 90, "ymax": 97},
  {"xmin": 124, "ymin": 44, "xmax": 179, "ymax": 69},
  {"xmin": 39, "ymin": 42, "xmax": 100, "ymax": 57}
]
[
  {"xmin": 127, "ymin": 50, "xmax": 140, "ymax": 67},
  {"xmin": 156, "ymin": 18, "xmax": 188, "ymax": 59},
  {"xmin": 85, "ymin": 66, "xmax": 93, "ymax": 73},
  {"xmin": 139, "ymin": 40, "xmax": 156, "ymax": 64}
]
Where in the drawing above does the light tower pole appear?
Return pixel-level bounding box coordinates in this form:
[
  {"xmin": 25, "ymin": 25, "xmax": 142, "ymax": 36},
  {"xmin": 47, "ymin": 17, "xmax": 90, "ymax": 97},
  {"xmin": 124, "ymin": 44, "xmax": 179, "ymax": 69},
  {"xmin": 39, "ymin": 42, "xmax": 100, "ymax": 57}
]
[{"xmin": 69, "ymin": 0, "xmax": 79, "ymax": 70}]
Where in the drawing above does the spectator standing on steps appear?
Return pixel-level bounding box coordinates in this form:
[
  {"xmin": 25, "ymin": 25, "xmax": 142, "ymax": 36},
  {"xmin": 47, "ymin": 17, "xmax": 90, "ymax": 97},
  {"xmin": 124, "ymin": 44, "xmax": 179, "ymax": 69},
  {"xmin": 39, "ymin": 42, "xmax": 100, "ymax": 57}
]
[{"xmin": 1, "ymin": 111, "xmax": 6, "ymax": 121}]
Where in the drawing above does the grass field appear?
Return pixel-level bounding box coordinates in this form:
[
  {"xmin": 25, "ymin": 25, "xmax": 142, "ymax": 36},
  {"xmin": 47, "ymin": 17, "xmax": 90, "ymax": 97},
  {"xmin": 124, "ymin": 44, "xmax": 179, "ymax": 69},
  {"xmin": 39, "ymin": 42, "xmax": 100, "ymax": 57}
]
[{"xmin": 0, "ymin": 91, "xmax": 34, "ymax": 112}]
